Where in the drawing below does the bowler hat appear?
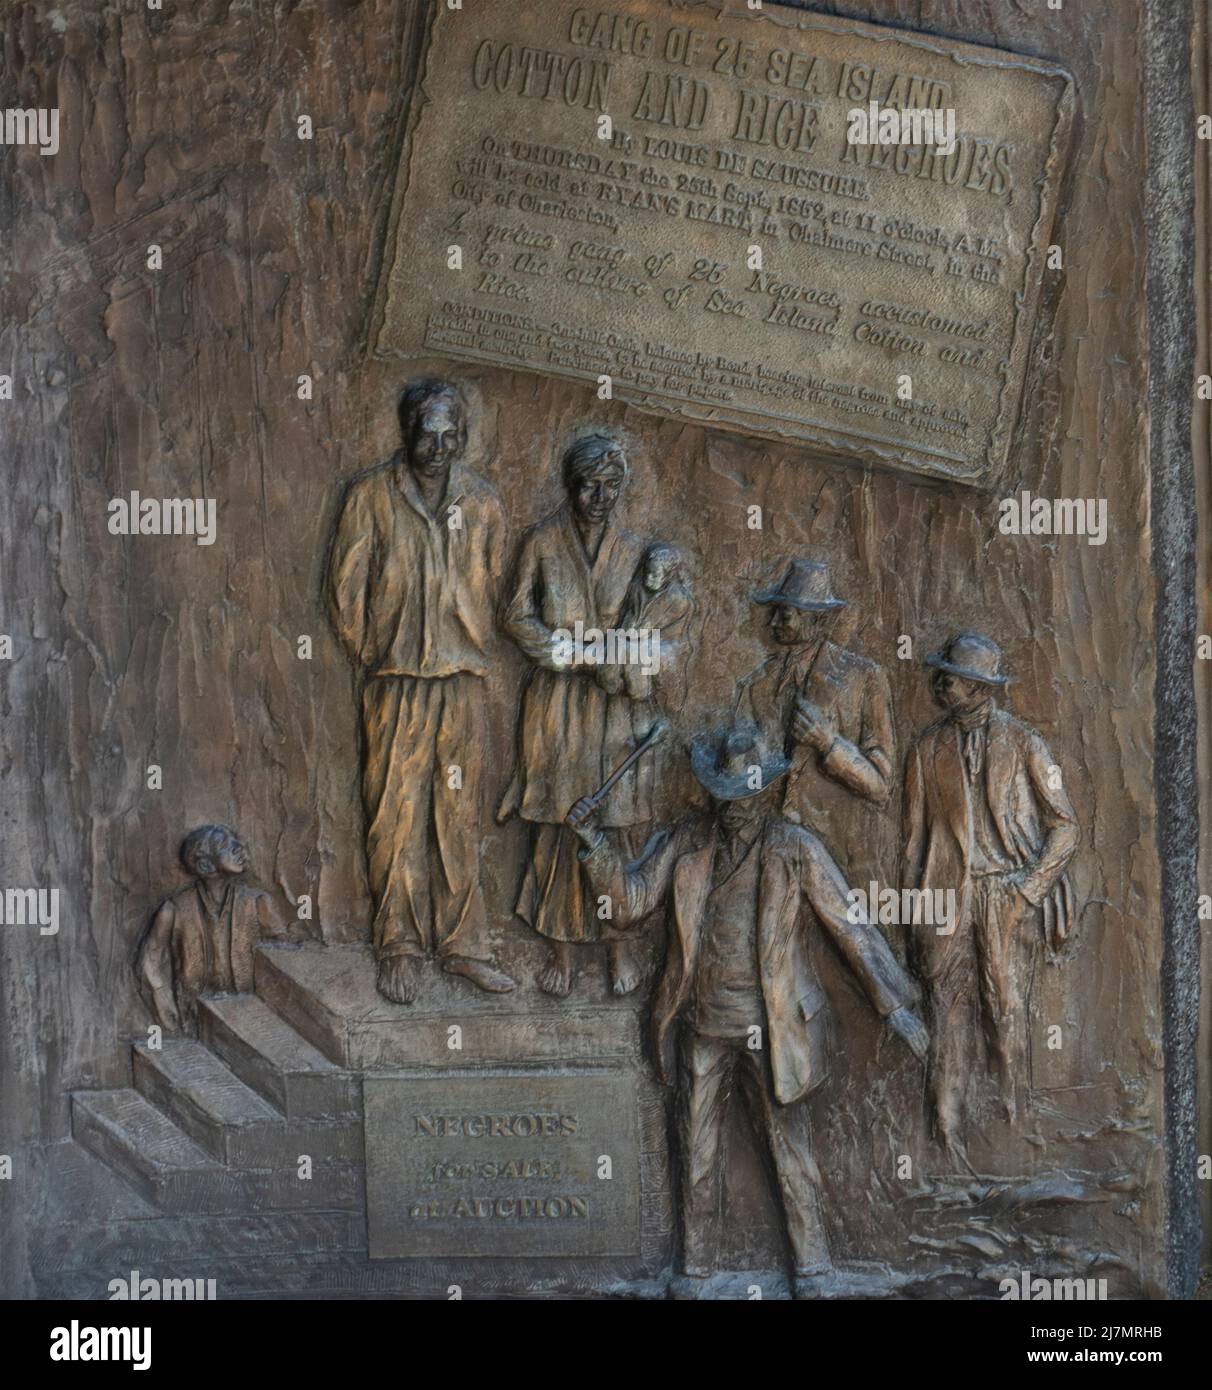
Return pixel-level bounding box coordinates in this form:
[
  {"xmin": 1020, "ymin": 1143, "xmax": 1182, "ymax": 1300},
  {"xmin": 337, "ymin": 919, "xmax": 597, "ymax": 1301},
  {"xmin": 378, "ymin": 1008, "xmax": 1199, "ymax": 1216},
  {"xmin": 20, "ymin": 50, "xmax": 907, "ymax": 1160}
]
[
  {"xmin": 689, "ymin": 722, "xmax": 792, "ymax": 802},
  {"xmin": 925, "ymin": 631, "xmax": 1009, "ymax": 686},
  {"xmin": 753, "ymin": 559, "xmax": 846, "ymax": 612}
]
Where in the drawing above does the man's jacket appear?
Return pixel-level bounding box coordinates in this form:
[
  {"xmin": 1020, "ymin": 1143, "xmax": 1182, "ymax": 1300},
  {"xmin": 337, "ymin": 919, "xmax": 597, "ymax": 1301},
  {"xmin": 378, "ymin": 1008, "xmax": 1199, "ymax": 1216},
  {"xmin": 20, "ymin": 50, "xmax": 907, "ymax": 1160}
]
[
  {"xmin": 580, "ymin": 814, "xmax": 917, "ymax": 1104},
  {"xmin": 733, "ymin": 640, "xmax": 894, "ymax": 872},
  {"xmin": 902, "ymin": 706, "xmax": 1079, "ymax": 979},
  {"xmin": 327, "ymin": 456, "xmax": 506, "ymax": 679}
]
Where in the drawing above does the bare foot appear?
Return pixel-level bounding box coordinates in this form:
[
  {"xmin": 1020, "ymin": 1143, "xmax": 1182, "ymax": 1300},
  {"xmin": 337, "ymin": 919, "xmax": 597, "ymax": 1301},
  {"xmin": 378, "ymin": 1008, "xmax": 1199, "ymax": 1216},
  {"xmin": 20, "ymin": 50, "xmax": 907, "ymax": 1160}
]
[
  {"xmin": 608, "ymin": 939, "xmax": 643, "ymax": 996},
  {"xmin": 377, "ymin": 955, "xmax": 419, "ymax": 1005},
  {"xmin": 443, "ymin": 957, "xmax": 516, "ymax": 993},
  {"xmin": 537, "ymin": 940, "xmax": 573, "ymax": 996}
]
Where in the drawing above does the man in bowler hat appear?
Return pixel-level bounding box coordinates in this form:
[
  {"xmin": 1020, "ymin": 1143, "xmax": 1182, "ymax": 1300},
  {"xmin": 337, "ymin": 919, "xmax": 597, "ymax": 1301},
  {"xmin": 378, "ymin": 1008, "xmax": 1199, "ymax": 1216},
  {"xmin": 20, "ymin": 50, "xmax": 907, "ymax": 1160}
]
[
  {"xmin": 567, "ymin": 720, "xmax": 928, "ymax": 1298},
  {"xmin": 734, "ymin": 559, "xmax": 894, "ymax": 882},
  {"xmin": 903, "ymin": 632, "xmax": 1079, "ymax": 1153}
]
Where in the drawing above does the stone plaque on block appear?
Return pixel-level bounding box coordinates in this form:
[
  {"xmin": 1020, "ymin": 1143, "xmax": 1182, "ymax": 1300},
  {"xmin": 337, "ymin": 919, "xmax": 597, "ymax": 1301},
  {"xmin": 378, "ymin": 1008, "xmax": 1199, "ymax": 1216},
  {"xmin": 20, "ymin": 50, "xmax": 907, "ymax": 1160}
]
[
  {"xmin": 364, "ymin": 1072, "xmax": 641, "ymax": 1259},
  {"xmin": 372, "ymin": 0, "xmax": 1074, "ymax": 486}
]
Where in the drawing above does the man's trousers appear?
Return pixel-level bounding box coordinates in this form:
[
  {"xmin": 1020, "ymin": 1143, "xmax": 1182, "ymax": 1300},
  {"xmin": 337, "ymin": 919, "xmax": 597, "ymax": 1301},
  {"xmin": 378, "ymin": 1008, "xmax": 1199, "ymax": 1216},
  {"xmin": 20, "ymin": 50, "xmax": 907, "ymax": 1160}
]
[
  {"xmin": 678, "ymin": 1031, "xmax": 830, "ymax": 1277},
  {"xmin": 360, "ymin": 673, "xmax": 490, "ymax": 963},
  {"xmin": 924, "ymin": 873, "xmax": 1033, "ymax": 1141}
]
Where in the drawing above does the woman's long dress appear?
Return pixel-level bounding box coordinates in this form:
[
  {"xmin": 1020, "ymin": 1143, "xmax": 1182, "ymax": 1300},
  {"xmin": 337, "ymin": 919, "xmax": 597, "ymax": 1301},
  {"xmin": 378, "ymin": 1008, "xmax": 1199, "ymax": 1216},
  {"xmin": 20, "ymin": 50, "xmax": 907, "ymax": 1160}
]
[{"xmin": 499, "ymin": 504, "xmax": 652, "ymax": 941}]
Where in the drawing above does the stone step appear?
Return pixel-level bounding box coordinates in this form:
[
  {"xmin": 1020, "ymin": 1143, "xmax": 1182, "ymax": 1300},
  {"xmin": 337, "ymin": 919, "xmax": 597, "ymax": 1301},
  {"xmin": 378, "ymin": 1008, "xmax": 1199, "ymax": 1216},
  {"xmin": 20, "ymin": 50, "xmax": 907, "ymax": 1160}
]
[
  {"xmin": 133, "ymin": 1038, "xmax": 362, "ymax": 1167},
  {"xmin": 133, "ymin": 1038, "xmax": 282, "ymax": 1164},
  {"xmin": 71, "ymin": 1089, "xmax": 226, "ymax": 1211},
  {"xmin": 254, "ymin": 942, "xmax": 640, "ymax": 1070},
  {"xmin": 38, "ymin": 1209, "xmax": 363, "ymax": 1275},
  {"xmin": 72, "ymin": 1090, "xmax": 362, "ymax": 1214},
  {"xmin": 198, "ymin": 993, "xmax": 359, "ymax": 1119}
]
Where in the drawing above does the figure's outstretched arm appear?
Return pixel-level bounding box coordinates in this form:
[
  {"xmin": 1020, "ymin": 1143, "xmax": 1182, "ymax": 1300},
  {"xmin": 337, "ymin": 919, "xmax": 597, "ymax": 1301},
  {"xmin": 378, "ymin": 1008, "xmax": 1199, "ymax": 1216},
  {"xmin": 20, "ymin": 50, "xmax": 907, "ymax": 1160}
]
[
  {"xmin": 566, "ymin": 800, "xmax": 680, "ymax": 926},
  {"xmin": 798, "ymin": 831, "xmax": 927, "ymax": 1060}
]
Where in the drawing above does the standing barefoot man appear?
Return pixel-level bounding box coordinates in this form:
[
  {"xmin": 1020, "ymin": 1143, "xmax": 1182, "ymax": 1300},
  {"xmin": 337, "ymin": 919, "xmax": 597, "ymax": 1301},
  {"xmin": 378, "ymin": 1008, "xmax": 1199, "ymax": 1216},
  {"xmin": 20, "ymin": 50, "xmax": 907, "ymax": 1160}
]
[{"xmin": 329, "ymin": 379, "xmax": 516, "ymax": 1004}]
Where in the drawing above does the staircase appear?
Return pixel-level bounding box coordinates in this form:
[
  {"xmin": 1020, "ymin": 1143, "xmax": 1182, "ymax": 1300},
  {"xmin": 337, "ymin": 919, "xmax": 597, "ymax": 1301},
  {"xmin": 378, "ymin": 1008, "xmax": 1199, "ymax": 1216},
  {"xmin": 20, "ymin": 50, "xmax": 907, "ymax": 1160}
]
[
  {"xmin": 72, "ymin": 972, "xmax": 364, "ymax": 1216},
  {"xmin": 71, "ymin": 939, "xmax": 644, "ymax": 1219}
]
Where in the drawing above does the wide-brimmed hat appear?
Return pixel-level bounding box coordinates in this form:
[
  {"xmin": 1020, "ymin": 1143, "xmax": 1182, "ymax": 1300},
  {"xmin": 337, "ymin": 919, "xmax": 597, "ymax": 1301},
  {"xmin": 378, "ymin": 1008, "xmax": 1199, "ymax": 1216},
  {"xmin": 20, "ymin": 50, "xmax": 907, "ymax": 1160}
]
[
  {"xmin": 925, "ymin": 631, "xmax": 1009, "ymax": 686},
  {"xmin": 753, "ymin": 559, "xmax": 846, "ymax": 612},
  {"xmin": 689, "ymin": 722, "xmax": 792, "ymax": 802}
]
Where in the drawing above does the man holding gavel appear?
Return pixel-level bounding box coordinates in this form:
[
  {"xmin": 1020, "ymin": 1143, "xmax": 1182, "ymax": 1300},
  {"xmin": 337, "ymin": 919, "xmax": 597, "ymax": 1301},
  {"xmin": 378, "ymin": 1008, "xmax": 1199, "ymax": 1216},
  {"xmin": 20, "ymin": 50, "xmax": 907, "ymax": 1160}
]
[{"xmin": 566, "ymin": 719, "xmax": 928, "ymax": 1298}]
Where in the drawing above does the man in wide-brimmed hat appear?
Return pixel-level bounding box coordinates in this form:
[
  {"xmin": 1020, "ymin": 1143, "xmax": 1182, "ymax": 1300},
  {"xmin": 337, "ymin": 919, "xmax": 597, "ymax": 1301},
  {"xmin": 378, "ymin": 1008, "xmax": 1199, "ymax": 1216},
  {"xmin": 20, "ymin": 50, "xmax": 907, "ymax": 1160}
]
[
  {"xmin": 734, "ymin": 559, "xmax": 894, "ymax": 886},
  {"xmin": 566, "ymin": 719, "xmax": 927, "ymax": 1298},
  {"xmin": 903, "ymin": 631, "xmax": 1079, "ymax": 1154}
]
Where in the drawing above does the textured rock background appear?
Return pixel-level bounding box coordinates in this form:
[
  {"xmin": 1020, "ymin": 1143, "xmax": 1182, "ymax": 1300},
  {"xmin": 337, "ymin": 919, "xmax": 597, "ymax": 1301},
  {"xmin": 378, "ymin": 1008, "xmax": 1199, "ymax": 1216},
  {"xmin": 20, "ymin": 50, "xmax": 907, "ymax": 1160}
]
[{"xmin": 0, "ymin": 0, "xmax": 1198, "ymax": 1296}]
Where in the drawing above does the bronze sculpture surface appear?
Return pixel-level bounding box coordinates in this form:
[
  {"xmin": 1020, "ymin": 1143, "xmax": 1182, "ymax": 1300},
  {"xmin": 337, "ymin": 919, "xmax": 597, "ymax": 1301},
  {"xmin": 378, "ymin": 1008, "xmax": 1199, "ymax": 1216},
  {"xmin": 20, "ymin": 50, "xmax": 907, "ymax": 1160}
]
[{"xmin": 5, "ymin": 0, "xmax": 1194, "ymax": 1308}]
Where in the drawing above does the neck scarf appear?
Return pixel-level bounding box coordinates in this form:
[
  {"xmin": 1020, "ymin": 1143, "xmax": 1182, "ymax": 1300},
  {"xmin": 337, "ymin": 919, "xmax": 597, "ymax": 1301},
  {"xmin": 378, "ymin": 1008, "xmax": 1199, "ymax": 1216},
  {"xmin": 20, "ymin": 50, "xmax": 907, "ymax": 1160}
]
[{"xmin": 954, "ymin": 700, "xmax": 994, "ymax": 779}]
